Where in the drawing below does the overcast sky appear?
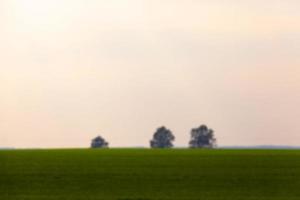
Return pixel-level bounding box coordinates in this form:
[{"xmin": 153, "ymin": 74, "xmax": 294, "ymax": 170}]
[{"xmin": 1, "ymin": 0, "xmax": 300, "ymax": 148}]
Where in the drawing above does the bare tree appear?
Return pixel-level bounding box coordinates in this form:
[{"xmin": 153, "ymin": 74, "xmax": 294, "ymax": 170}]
[
  {"xmin": 91, "ymin": 136, "xmax": 109, "ymax": 148},
  {"xmin": 189, "ymin": 125, "xmax": 216, "ymax": 148},
  {"xmin": 150, "ymin": 126, "xmax": 175, "ymax": 148}
]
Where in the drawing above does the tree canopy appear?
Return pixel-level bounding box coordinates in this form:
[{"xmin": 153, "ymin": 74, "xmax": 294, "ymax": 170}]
[
  {"xmin": 189, "ymin": 125, "xmax": 216, "ymax": 148},
  {"xmin": 91, "ymin": 136, "xmax": 109, "ymax": 148},
  {"xmin": 150, "ymin": 126, "xmax": 175, "ymax": 148}
]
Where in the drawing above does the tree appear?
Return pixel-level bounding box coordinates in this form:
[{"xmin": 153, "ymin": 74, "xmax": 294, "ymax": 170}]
[
  {"xmin": 150, "ymin": 126, "xmax": 175, "ymax": 148},
  {"xmin": 91, "ymin": 136, "xmax": 109, "ymax": 148},
  {"xmin": 189, "ymin": 125, "xmax": 216, "ymax": 148}
]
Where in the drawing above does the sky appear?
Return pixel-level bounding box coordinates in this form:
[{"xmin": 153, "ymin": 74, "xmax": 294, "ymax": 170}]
[{"xmin": 1, "ymin": 0, "xmax": 300, "ymax": 148}]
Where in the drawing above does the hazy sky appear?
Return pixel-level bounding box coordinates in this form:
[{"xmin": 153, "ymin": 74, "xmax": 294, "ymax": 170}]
[{"xmin": 1, "ymin": 0, "xmax": 300, "ymax": 148}]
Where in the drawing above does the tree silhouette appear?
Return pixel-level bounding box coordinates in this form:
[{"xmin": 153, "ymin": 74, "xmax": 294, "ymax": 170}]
[
  {"xmin": 91, "ymin": 136, "xmax": 109, "ymax": 148},
  {"xmin": 150, "ymin": 126, "xmax": 175, "ymax": 148},
  {"xmin": 189, "ymin": 125, "xmax": 216, "ymax": 148}
]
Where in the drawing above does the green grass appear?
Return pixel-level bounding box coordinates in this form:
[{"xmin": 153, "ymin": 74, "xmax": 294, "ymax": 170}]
[{"xmin": 1, "ymin": 149, "xmax": 300, "ymax": 200}]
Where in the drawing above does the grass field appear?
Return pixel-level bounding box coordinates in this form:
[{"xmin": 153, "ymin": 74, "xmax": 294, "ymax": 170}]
[{"xmin": 1, "ymin": 149, "xmax": 300, "ymax": 200}]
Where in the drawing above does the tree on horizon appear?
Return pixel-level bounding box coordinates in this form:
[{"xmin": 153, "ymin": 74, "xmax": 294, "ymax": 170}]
[
  {"xmin": 189, "ymin": 125, "xmax": 216, "ymax": 148},
  {"xmin": 91, "ymin": 136, "xmax": 109, "ymax": 148},
  {"xmin": 150, "ymin": 126, "xmax": 175, "ymax": 148}
]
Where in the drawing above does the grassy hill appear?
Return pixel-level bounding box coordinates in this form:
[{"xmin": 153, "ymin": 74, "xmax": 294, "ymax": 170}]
[{"xmin": 1, "ymin": 149, "xmax": 300, "ymax": 200}]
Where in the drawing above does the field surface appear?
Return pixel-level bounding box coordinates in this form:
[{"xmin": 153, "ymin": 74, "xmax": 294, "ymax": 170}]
[{"xmin": 1, "ymin": 149, "xmax": 300, "ymax": 200}]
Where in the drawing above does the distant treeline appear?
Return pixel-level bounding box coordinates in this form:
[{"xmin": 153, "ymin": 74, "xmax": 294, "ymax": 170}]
[{"xmin": 91, "ymin": 125, "xmax": 216, "ymax": 149}]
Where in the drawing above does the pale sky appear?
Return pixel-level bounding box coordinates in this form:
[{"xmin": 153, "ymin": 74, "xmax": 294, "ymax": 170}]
[{"xmin": 1, "ymin": 0, "xmax": 300, "ymax": 148}]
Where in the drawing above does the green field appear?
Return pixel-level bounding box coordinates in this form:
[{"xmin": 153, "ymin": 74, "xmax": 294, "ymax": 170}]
[{"xmin": 1, "ymin": 149, "xmax": 300, "ymax": 200}]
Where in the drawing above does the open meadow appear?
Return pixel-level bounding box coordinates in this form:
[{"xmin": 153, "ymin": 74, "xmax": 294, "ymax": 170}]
[{"xmin": 1, "ymin": 149, "xmax": 300, "ymax": 200}]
